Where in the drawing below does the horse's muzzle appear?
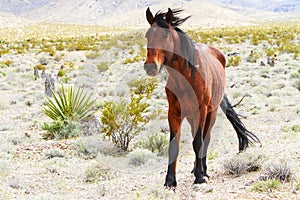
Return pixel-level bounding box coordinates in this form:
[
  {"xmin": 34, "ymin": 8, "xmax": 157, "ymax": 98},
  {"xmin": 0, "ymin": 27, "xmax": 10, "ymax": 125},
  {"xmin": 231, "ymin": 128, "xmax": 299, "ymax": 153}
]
[{"xmin": 144, "ymin": 63, "xmax": 159, "ymax": 76}]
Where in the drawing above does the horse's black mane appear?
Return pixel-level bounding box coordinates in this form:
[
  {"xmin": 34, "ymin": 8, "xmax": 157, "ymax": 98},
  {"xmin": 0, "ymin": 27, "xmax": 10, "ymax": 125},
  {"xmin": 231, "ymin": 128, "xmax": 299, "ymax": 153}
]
[{"xmin": 154, "ymin": 9, "xmax": 196, "ymax": 77}]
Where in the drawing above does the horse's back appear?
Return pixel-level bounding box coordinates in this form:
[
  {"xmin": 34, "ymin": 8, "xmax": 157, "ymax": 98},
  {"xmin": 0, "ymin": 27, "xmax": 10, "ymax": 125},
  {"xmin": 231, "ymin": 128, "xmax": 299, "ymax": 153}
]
[{"xmin": 207, "ymin": 46, "xmax": 226, "ymax": 68}]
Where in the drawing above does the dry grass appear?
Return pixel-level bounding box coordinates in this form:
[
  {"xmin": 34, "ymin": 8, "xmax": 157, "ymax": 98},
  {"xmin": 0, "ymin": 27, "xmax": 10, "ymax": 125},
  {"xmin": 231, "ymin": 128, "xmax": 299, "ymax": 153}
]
[
  {"xmin": 223, "ymin": 149, "xmax": 266, "ymax": 176},
  {"xmin": 259, "ymin": 162, "xmax": 294, "ymax": 183}
]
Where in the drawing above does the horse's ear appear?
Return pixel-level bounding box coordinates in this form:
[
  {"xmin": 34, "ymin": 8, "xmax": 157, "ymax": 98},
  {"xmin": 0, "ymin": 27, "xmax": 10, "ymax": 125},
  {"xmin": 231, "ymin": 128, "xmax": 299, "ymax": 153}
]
[
  {"xmin": 166, "ymin": 8, "xmax": 174, "ymax": 24},
  {"xmin": 146, "ymin": 7, "xmax": 154, "ymax": 25}
]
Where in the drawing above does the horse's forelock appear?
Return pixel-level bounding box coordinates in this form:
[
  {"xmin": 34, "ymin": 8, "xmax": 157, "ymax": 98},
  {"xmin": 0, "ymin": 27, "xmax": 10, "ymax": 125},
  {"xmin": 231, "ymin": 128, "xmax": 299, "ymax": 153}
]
[{"xmin": 154, "ymin": 9, "xmax": 196, "ymax": 77}]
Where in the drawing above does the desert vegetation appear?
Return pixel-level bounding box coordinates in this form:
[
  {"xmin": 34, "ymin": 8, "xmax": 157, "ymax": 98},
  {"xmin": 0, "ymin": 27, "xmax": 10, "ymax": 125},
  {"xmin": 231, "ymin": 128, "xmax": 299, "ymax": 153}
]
[{"xmin": 0, "ymin": 21, "xmax": 299, "ymax": 199}]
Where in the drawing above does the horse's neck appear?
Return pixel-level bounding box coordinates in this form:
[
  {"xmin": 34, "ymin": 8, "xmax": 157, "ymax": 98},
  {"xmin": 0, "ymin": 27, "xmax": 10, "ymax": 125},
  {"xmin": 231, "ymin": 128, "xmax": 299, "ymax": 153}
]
[{"xmin": 165, "ymin": 57, "xmax": 194, "ymax": 93}]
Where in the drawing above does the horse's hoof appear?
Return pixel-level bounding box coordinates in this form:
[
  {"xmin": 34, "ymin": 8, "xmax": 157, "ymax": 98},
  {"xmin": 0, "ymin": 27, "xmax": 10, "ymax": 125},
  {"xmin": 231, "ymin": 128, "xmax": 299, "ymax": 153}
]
[
  {"xmin": 203, "ymin": 173, "xmax": 210, "ymax": 179},
  {"xmin": 164, "ymin": 175, "xmax": 177, "ymax": 187},
  {"xmin": 194, "ymin": 177, "xmax": 207, "ymax": 184}
]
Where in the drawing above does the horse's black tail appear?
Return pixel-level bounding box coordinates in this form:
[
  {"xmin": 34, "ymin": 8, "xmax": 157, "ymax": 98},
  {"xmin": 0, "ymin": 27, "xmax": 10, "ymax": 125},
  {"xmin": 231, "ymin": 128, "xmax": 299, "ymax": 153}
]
[{"xmin": 220, "ymin": 94, "xmax": 261, "ymax": 152}]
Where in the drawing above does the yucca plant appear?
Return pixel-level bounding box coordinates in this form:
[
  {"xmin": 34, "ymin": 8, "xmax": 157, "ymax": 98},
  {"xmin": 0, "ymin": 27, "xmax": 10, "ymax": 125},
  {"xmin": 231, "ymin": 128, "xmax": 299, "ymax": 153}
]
[{"xmin": 42, "ymin": 85, "xmax": 96, "ymax": 139}]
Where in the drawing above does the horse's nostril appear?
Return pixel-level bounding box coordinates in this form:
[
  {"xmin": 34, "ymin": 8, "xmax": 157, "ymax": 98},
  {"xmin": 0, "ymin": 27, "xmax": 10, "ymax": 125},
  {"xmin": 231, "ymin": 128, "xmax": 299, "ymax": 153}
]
[{"xmin": 144, "ymin": 63, "xmax": 158, "ymax": 76}]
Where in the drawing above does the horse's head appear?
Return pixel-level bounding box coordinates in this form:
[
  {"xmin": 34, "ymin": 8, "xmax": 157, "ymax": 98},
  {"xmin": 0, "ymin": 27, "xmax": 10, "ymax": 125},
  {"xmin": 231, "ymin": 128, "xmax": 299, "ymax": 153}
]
[{"xmin": 144, "ymin": 8, "xmax": 178, "ymax": 76}]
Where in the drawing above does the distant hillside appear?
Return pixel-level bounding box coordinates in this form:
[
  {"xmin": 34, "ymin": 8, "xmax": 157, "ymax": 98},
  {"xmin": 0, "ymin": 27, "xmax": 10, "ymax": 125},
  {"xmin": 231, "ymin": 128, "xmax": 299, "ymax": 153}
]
[
  {"xmin": 212, "ymin": 0, "xmax": 300, "ymax": 12},
  {"xmin": 0, "ymin": 0, "xmax": 299, "ymax": 28}
]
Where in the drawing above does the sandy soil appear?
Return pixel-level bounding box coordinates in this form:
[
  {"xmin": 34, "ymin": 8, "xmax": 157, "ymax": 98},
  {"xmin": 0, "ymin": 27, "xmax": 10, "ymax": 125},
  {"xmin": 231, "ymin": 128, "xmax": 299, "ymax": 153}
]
[{"xmin": 0, "ymin": 17, "xmax": 300, "ymax": 200}]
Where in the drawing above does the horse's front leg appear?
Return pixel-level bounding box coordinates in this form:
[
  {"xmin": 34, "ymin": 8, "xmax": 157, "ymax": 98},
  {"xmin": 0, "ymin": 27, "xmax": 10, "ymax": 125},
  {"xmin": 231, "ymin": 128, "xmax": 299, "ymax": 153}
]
[{"xmin": 164, "ymin": 110, "xmax": 182, "ymax": 188}]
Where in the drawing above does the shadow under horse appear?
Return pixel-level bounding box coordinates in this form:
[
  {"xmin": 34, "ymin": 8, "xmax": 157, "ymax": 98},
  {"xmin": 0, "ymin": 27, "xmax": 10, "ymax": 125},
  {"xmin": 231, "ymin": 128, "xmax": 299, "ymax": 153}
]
[{"xmin": 144, "ymin": 8, "xmax": 260, "ymax": 187}]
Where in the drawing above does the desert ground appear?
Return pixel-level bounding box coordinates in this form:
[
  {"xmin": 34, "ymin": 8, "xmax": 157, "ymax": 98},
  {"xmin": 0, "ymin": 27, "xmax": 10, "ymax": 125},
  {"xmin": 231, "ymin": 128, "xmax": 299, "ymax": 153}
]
[{"xmin": 0, "ymin": 3, "xmax": 300, "ymax": 200}]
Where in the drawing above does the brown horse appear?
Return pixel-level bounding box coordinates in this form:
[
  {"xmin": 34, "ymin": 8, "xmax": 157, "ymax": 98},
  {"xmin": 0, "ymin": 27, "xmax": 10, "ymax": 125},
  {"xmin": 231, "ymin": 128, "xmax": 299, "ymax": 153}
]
[{"xmin": 144, "ymin": 8, "xmax": 260, "ymax": 187}]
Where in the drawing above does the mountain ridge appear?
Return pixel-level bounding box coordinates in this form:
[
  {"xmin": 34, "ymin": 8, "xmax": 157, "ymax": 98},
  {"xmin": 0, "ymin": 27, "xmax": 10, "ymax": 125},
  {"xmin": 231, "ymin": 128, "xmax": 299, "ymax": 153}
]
[{"xmin": 0, "ymin": 0, "xmax": 299, "ymax": 28}]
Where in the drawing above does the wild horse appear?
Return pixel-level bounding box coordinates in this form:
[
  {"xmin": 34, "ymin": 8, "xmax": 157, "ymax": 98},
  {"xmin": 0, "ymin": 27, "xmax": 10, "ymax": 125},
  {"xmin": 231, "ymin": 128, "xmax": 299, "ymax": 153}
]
[{"xmin": 144, "ymin": 8, "xmax": 260, "ymax": 187}]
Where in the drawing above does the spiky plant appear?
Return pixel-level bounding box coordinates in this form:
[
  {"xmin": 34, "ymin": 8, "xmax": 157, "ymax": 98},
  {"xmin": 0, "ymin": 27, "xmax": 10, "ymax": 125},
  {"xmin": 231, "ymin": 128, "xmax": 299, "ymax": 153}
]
[
  {"xmin": 43, "ymin": 85, "xmax": 96, "ymax": 121},
  {"xmin": 42, "ymin": 85, "xmax": 96, "ymax": 139}
]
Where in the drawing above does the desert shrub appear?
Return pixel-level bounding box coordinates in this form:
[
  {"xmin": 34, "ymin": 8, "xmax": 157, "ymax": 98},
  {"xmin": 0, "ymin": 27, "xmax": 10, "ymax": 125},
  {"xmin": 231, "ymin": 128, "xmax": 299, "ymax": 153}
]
[
  {"xmin": 223, "ymin": 149, "xmax": 266, "ymax": 176},
  {"xmin": 34, "ymin": 63, "xmax": 46, "ymax": 70},
  {"xmin": 83, "ymin": 161, "xmax": 114, "ymax": 183},
  {"xmin": 74, "ymin": 138, "xmax": 104, "ymax": 159},
  {"xmin": 296, "ymin": 182, "xmax": 300, "ymax": 190},
  {"xmin": 57, "ymin": 68, "xmax": 66, "ymax": 77},
  {"xmin": 39, "ymin": 56, "xmax": 49, "ymax": 65},
  {"xmin": 101, "ymin": 96, "xmax": 149, "ymax": 150},
  {"xmin": 86, "ymin": 51, "xmax": 102, "ymax": 59},
  {"xmin": 63, "ymin": 61, "xmax": 75, "ymax": 69},
  {"xmin": 227, "ymin": 56, "xmax": 242, "ymax": 67},
  {"xmin": 138, "ymin": 132, "xmax": 169, "ymax": 156},
  {"xmin": 281, "ymin": 124, "xmax": 300, "ymax": 133},
  {"xmin": 0, "ymin": 49, "xmax": 9, "ymax": 56},
  {"xmin": 44, "ymin": 148, "xmax": 65, "ymax": 159},
  {"xmin": 60, "ymin": 76, "xmax": 70, "ymax": 84},
  {"xmin": 292, "ymin": 80, "xmax": 300, "ymax": 91},
  {"xmin": 128, "ymin": 148, "xmax": 155, "ymax": 166},
  {"xmin": 252, "ymin": 180, "xmax": 280, "ymax": 192},
  {"xmin": 0, "ymin": 60, "xmax": 13, "ymax": 67},
  {"xmin": 207, "ymin": 150, "xmax": 219, "ymax": 160},
  {"xmin": 42, "ymin": 85, "xmax": 96, "ymax": 140},
  {"xmin": 265, "ymin": 49, "xmax": 277, "ymax": 57},
  {"xmin": 259, "ymin": 162, "xmax": 293, "ymax": 183},
  {"xmin": 42, "ymin": 119, "xmax": 81, "ymax": 140},
  {"xmin": 97, "ymin": 61, "xmax": 110, "ymax": 72},
  {"xmin": 246, "ymin": 51, "xmax": 260, "ymax": 63},
  {"xmin": 0, "ymin": 64, "xmax": 8, "ymax": 69},
  {"xmin": 0, "ymin": 71, "xmax": 6, "ymax": 76},
  {"xmin": 294, "ymin": 52, "xmax": 299, "ymax": 59},
  {"xmin": 127, "ymin": 77, "xmax": 157, "ymax": 98},
  {"xmin": 101, "ymin": 77, "xmax": 158, "ymax": 150}
]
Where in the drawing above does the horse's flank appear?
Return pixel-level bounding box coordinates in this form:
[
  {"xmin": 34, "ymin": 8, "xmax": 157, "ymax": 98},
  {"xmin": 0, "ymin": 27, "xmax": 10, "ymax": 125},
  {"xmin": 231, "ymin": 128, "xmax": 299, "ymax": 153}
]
[{"xmin": 194, "ymin": 43, "xmax": 226, "ymax": 111}]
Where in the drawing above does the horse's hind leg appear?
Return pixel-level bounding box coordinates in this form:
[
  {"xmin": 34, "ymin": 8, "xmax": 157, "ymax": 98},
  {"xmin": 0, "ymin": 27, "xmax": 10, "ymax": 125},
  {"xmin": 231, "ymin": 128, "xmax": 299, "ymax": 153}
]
[
  {"xmin": 202, "ymin": 108, "xmax": 218, "ymax": 179},
  {"xmin": 191, "ymin": 108, "xmax": 218, "ymax": 181}
]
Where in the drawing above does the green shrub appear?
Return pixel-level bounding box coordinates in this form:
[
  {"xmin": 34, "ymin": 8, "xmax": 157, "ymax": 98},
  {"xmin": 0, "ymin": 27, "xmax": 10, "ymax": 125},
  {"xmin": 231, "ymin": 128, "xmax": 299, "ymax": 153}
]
[
  {"xmin": 207, "ymin": 150, "xmax": 219, "ymax": 160},
  {"xmin": 0, "ymin": 60, "xmax": 13, "ymax": 67},
  {"xmin": 138, "ymin": 132, "xmax": 169, "ymax": 156},
  {"xmin": 74, "ymin": 140, "xmax": 99, "ymax": 159},
  {"xmin": 0, "ymin": 71, "xmax": 6, "ymax": 76},
  {"xmin": 246, "ymin": 51, "xmax": 260, "ymax": 63},
  {"xmin": 44, "ymin": 148, "xmax": 65, "ymax": 159},
  {"xmin": 83, "ymin": 161, "xmax": 114, "ymax": 183},
  {"xmin": 42, "ymin": 119, "xmax": 81, "ymax": 140},
  {"xmin": 57, "ymin": 68, "xmax": 66, "ymax": 77},
  {"xmin": 252, "ymin": 180, "xmax": 280, "ymax": 192},
  {"xmin": 86, "ymin": 51, "xmax": 102, "ymax": 59},
  {"xmin": 281, "ymin": 124, "xmax": 300, "ymax": 133},
  {"xmin": 296, "ymin": 182, "xmax": 300, "ymax": 190},
  {"xmin": 101, "ymin": 78, "xmax": 158, "ymax": 150},
  {"xmin": 42, "ymin": 85, "xmax": 96, "ymax": 140},
  {"xmin": 97, "ymin": 61, "xmax": 110, "ymax": 72},
  {"xmin": 60, "ymin": 76, "xmax": 70, "ymax": 84},
  {"xmin": 128, "ymin": 148, "xmax": 155, "ymax": 166},
  {"xmin": 34, "ymin": 64, "xmax": 46, "ymax": 70},
  {"xmin": 127, "ymin": 77, "xmax": 157, "ymax": 98},
  {"xmin": 227, "ymin": 56, "xmax": 242, "ymax": 67}
]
